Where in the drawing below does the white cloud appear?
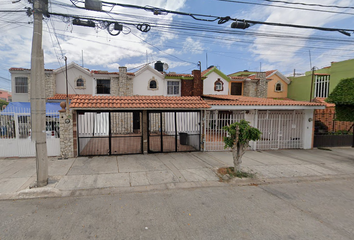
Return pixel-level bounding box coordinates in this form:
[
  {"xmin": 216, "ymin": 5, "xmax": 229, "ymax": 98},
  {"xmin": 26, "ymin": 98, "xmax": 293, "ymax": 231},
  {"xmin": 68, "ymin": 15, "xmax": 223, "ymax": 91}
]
[
  {"xmin": 182, "ymin": 37, "xmax": 204, "ymax": 54},
  {"xmin": 248, "ymin": 0, "xmax": 354, "ymax": 73},
  {"xmin": 1, "ymin": 0, "xmax": 188, "ymax": 73}
]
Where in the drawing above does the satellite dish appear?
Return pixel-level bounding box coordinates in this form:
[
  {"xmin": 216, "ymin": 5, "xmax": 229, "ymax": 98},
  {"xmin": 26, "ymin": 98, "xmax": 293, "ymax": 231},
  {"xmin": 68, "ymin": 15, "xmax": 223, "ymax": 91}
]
[{"xmin": 163, "ymin": 63, "xmax": 169, "ymax": 70}]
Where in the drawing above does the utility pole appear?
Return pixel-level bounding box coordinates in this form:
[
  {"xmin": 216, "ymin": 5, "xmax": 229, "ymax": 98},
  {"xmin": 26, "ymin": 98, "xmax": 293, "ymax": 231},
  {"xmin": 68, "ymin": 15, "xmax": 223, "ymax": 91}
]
[{"xmin": 30, "ymin": 0, "xmax": 48, "ymax": 187}]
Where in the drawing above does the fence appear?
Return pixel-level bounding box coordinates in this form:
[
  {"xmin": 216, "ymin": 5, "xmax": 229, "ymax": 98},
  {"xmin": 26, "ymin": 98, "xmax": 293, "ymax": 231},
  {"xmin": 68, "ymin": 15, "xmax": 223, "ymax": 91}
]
[
  {"xmin": 314, "ymin": 109, "xmax": 353, "ymax": 147},
  {"xmin": 204, "ymin": 111, "xmax": 245, "ymax": 151},
  {"xmin": 204, "ymin": 110, "xmax": 304, "ymax": 151},
  {"xmin": 0, "ymin": 106, "xmax": 60, "ymax": 157}
]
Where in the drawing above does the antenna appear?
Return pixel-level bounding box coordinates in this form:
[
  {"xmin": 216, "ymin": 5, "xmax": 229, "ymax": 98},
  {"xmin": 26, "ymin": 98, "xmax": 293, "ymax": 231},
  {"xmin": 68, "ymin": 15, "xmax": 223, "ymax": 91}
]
[
  {"xmin": 206, "ymin": 52, "xmax": 208, "ymax": 69},
  {"xmin": 309, "ymin": 50, "xmax": 312, "ymax": 70},
  {"xmin": 82, "ymin": 50, "xmax": 84, "ymax": 67}
]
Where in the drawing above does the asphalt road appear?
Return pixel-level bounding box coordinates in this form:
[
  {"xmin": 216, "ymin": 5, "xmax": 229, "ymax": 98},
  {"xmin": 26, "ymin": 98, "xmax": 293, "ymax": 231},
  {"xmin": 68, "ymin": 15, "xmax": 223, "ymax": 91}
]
[{"xmin": 1, "ymin": 178, "xmax": 353, "ymax": 240}]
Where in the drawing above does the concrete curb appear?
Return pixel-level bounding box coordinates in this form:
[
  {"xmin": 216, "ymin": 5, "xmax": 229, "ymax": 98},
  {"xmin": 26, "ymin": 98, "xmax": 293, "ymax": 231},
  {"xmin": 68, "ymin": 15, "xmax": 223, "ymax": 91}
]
[{"xmin": 2, "ymin": 174, "xmax": 354, "ymax": 201}]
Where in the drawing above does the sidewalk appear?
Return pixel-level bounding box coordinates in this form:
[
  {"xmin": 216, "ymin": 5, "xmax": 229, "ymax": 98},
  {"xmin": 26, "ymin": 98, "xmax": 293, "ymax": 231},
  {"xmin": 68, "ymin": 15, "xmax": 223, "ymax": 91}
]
[{"xmin": 1, "ymin": 148, "xmax": 354, "ymax": 199}]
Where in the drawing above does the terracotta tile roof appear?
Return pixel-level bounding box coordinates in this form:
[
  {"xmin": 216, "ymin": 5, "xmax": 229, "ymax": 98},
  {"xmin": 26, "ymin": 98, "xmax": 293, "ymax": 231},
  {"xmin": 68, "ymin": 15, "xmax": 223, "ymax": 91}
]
[
  {"xmin": 230, "ymin": 76, "xmax": 246, "ymax": 80},
  {"xmin": 9, "ymin": 67, "xmax": 53, "ymax": 71},
  {"xmin": 313, "ymin": 97, "xmax": 335, "ymax": 107},
  {"xmin": 201, "ymin": 67, "xmax": 215, "ymax": 77},
  {"xmin": 314, "ymin": 73, "xmax": 330, "ymax": 76},
  {"xmin": 70, "ymin": 95, "xmax": 211, "ymax": 109},
  {"xmin": 47, "ymin": 94, "xmax": 91, "ymax": 100},
  {"xmin": 203, "ymin": 95, "xmax": 324, "ymax": 106},
  {"xmin": 166, "ymin": 73, "xmax": 193, "ymax": 77},
  {"xmin": 91, "ymin": 70, "xmax": 135, "ymax": 76}
]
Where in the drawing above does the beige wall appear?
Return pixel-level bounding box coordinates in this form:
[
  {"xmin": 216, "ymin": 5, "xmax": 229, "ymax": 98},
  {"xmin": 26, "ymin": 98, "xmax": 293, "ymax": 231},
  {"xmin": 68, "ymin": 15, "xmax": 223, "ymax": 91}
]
[{"xmin": 267, "ymin": 74, "xmax": 288, "ymax": 98}]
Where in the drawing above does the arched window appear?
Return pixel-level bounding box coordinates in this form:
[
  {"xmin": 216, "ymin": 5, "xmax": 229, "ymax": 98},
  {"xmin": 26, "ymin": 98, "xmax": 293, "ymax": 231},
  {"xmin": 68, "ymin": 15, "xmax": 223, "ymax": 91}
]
[
  {"xmin": 275, "ymin": 82, "xmax": 282, "ymax": 92},
  {"xmin": 150, "ymin": 80, "xmax": 157, "ymax": 89},
  {"xmin": 214, "ymin": 79, "xmax": 224, "ymax": 91},
  {"xmin": 77, "ymin": 78, "xmax": 84, "ymax": 87},
  {"xmin": 75, "ymin": 76, "xmax": 86, "ymax": 89},
  {"xmin": 148, "ymin": 77, "xmax": 159, "ymax": 90}
]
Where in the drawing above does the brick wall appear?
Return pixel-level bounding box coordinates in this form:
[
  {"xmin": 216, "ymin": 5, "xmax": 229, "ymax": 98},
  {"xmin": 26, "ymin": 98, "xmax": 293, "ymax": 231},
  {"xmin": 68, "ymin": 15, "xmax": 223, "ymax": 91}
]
[
  {"xmin": 315, "ymin": 107, "xmax": 353, "ymax": 132},
  {"xmin": 192, "ymin": 70, "xmax": 203, "ymax": 96},
  {"xmin": 181, "ymin": 79, "xmax": 193, "ymax": 96}
]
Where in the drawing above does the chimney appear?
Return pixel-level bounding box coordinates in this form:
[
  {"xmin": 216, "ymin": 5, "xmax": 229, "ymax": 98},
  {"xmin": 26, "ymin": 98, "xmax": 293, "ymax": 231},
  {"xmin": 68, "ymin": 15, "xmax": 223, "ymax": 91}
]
[
  {"xmin": 192, "ymin": 70, "xmax": 203, "ymax": 96},
  {"xmin": 256, "ymin": 72, "xmax": 267, "ymax": 98},
  {"xmin": 119, "ymin": 66, "xmax": 128, "ymax": 96}
]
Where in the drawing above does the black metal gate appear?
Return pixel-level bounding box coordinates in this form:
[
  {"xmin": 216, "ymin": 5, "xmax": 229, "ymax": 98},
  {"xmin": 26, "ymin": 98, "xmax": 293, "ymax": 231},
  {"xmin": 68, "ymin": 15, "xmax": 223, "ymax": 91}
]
[
  {"xmin": 148, "ymin": 111, "xmax": 201, "ymax": 153},
  {"xmin": 77, "ymin": 111, "xmax": 143, "ymax": 156}
]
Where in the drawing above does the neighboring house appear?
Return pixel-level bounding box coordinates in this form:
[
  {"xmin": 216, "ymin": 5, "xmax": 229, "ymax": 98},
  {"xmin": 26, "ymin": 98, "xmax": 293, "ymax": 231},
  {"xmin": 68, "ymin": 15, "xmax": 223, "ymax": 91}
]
[
  {"xmin": 10, "ymin": 61, "xmax": 203, "ymax": 101},
  {"xmin": 228, "ymin": 69, "xmax": 290, "ymax": 98},
  {"xmin": 202, "ymin": 95, "xmax": 324, "ymax": 151},
  {"xmin": 288, "ymin": 58, "xmax": 354, "ymax": 101},
  {"xmin": 0, "ymin": 89, "xmax": 11, "ymax": 102},
  {"xmin": 10, "ymin": 68, "xmax": 55, "ymax": 102},
  {"xmin": 201, "ymin": 66, "xmax": 290, "ymax": 98}
]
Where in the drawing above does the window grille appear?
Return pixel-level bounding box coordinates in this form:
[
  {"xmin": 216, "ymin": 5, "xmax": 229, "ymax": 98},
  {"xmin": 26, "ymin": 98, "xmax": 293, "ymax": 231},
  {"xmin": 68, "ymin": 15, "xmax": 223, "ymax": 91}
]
[
  {"xmin": 97, "ymin": 79, "xmax": 110, "ymax": 94},
  {"xmin": 167, "ymin": 81, "xmax": 179, "ymax": 95},
  {"xmin": 15, "ymin": 77, "xmax": 28, "ymax": 93},
  {"xmin": 314, "ymin": 75, "xmax": 330, "ymax": 98}
]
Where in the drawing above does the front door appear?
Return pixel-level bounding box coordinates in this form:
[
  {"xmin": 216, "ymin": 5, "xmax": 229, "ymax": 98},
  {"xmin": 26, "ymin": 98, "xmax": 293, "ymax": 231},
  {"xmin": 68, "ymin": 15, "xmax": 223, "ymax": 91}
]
[{"xmin": 231, "ymin": 82, "xmax": 242, "ymax": 95}]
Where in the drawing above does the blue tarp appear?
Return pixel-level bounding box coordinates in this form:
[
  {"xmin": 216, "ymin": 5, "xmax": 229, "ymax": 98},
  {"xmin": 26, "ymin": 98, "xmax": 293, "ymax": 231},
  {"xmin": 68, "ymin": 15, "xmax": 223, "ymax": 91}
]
[{"xmin": 1, "ymin": 102, "xmax": 61, "ymax": 115}]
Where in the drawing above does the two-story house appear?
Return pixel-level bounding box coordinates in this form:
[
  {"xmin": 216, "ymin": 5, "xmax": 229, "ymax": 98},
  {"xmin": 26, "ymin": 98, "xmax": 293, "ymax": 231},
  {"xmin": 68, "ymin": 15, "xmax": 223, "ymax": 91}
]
[
  {"xmin": 202, "ymin": 66, "xmax": 290, "ymax": 99},
  {"xmin": 288, "ymin": 58, "xmax": 354, "ymax": 101}
]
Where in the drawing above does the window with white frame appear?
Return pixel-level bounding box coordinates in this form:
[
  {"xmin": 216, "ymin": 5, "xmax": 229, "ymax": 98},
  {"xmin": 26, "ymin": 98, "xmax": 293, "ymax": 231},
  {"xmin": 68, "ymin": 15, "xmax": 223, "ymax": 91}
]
[
  {"xmin": 314, "ymin": 75, "xmax": 330, "ymax": 98},
  {"xmin": 15, "ymin": 77, "xmax": 28, "ymax": 93},
  {"xmin": 97, "ymin": 79, "xmax": 110, "ymax": 94},
  {"xmin": 214, "ymin": 79, "xmax": 223, "ymax": 91},
  {"xmin": 275, "ymin": 82, "xmax": 282, "ymax": 92},
  {"xmin": 167, "ymin": 81, "xmax": 180, "ymax": 95}
]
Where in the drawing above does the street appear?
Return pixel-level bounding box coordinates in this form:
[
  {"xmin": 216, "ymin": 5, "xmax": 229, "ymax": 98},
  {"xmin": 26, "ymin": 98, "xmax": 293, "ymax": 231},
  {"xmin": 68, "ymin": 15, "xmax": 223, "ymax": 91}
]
[{"xmin": 1, "ymin": 178, "xmax": 353, "ymax": 240}]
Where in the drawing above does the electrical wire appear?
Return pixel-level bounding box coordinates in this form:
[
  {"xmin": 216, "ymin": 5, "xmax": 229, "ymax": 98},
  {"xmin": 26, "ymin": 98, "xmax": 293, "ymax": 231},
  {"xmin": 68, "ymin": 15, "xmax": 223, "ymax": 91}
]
[
  {"xmin": 263, "ymin": 0, "xmax": 354, "ymax": 10},
  {"xmin": 218, "ymin": 0, "xmax": 354, "ymax": 15},
  {"xmin": 67, "ymin": 0, "xmax": 354, "ymax": 35}
]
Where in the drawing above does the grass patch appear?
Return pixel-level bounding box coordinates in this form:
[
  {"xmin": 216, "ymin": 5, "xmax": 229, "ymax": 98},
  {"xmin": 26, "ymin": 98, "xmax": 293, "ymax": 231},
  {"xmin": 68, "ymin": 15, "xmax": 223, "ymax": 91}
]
[{"xmin": 217, "ymin": 167, "xmax": 255, "ymax": 179}]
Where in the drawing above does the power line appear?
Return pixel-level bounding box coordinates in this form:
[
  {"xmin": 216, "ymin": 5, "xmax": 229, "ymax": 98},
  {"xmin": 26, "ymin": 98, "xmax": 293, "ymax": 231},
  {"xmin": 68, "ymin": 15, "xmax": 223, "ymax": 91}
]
[
  {"xmin": 263, "ymin": 0, "xmax": 354, "ymax": 10},
  {"xmin": 218, "ymin": 0, "xmax": 354, "ymax": 15},
  {"xmin": 67, "ymin": 0, "xmax": 354, "ymax": 35}
]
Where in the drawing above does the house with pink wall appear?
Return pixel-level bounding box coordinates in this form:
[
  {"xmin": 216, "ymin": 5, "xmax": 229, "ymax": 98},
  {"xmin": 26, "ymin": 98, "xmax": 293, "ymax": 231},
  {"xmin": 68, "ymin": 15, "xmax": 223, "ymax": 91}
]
[{"xmin": 0, "ymin": 89, "xmax": 11, "ymax": 102}]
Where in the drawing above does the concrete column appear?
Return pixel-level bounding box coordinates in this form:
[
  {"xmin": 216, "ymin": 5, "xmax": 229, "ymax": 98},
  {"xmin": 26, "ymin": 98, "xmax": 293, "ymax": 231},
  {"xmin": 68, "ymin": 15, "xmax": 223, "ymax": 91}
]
[
  {"xmin": 142, "ymin": 110, "xmax": 148, "ymax": 154},
  {"xmin": 31, "ymin": 0, "xmax": 48, "ymax": 187}
]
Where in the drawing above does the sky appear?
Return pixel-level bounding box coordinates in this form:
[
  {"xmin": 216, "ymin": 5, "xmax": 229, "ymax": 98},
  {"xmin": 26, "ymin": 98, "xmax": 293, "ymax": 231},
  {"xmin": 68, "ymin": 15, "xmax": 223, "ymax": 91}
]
[{"xmin": 1, "ymin": 0, "xmax": 354, "ymax": 92}]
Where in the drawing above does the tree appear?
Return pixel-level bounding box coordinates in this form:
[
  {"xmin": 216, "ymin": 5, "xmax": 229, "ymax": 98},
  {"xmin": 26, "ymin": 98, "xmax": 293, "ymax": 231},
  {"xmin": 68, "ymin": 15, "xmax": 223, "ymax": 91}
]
[
  {"xmin": 223, "ymin": 120, "xmax": 262, "ymax": 173},
  {"xmin": 0, "ymin": 99, "xmax": 9, "ymax": 111},
  {"xmin": 326, "ymin": 78, "xmax": 354, "ymax": 122}
]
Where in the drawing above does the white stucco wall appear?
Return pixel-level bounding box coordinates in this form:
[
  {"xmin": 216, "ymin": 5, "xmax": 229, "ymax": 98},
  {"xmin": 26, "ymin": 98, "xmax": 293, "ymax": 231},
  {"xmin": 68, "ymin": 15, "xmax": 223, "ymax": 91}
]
[
  {"xmin": 133, "ymin": 69, "xmax": 165, "ymax": 96},
  {"xmin": 11, "ymin": 72, "xmax": 30, "ymax": 102},
  {"xmin": 302, "ymin": 109, "xmax": 315, "ymax": 149},
  {"xmin": 56, "ymin": 67, "xmax": 93, "ymax": 95},
  {"xmin": 203, "ymin": 72, "xmax": 229, "ymax": 95}
]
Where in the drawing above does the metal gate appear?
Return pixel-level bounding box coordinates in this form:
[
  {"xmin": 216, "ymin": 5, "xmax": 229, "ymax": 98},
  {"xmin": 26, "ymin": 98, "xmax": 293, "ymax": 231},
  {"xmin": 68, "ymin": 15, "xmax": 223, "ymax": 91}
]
[
  {"xmin": 0, "ymin": 108, "xmax": 60, "ymax": 157},
  {"xmin": 204, "ymin": 110, "xmax": 245, "ymax": 151},
  {"xmin": 77, "ymin": 111, "xmax": 143, "ymax": 156},
  {"xmin": 256, "ymin": 111, "xmax": 304, "ymax": 150},
  {"xmin": 148, "ymin": 111, "xmax": 201, "ymax": 153}
]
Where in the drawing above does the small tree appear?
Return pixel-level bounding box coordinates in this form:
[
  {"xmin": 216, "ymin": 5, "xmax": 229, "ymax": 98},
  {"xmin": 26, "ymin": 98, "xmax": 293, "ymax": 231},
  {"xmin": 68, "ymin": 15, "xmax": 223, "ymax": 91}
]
[
  {"xmin": 0, "ymin": 99, "xmax": 8, "ymax": 111},
  {"xmin": 223, "ymin": 120, "xmax": 262, "ymax": 173}
]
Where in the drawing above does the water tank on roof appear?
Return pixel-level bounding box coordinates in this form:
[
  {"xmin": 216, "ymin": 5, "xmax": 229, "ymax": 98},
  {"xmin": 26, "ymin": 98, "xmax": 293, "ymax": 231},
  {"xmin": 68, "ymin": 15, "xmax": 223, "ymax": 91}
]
[{"xmin": 154, "ymin": 61, "xmax": 164, "ymax": 72}]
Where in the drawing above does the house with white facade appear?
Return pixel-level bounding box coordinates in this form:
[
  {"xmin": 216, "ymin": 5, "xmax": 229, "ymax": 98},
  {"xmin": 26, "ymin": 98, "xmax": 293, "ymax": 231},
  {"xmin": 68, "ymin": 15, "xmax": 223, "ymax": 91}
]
[{"xmin": 4, "ymin": 61, "xmax": 325, "ymax": 158}]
